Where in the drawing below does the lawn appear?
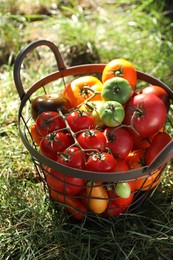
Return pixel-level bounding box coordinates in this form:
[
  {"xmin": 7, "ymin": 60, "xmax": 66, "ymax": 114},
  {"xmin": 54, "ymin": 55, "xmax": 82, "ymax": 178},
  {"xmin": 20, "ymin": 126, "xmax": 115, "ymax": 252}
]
[{"xmin": 0, "ymin": 0, "xmax": 173, "ymax": 259}]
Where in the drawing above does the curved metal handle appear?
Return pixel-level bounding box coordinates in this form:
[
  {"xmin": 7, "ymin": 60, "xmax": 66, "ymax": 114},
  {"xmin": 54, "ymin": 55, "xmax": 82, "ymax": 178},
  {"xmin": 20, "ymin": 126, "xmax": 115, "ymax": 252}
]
[{"xmin": 13, "ymin": 39, "xmax": 66, "ymax": 100}]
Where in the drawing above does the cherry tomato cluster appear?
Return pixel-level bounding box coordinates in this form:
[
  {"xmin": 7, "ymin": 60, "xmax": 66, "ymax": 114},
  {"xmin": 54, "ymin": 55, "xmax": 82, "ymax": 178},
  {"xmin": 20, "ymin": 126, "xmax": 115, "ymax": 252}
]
[{"xmin": 30, "ymin": 58, "xmax": 172, "ymax": 219}]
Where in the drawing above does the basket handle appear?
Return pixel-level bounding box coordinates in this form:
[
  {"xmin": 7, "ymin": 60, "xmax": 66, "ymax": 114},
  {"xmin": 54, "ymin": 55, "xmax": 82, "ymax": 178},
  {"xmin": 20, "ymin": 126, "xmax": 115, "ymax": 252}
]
[{"xmin": 13, "ymin": 39, "xmax": 66, "ymax": 100}]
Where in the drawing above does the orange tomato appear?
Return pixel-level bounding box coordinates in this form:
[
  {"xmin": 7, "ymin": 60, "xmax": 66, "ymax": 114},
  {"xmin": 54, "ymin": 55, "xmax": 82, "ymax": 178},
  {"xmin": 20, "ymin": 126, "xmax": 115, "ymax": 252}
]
[
  {"xmin": 86, "ymin": 182, "xmax": 109, "ymax": 214},
  {"xmin": 126, "ymin": 149, "xmax": 147, "ymax": 169},
  {"xmin": 126, "ymin": 149, "xmax": 162, "ymax": 191},
  {"xmin": 135, "ymin": 168, "xmax": 162, "ymax": 191},
  {"xmin": 102, "ymin": 58, "xmax": 137, "ymax": 89},
  {"xmin": 63, "ymin": 75, "xmax": 103, "ymax": 107},
  {"xmin": 30, "ymin": 123, "xmax": 43, "ymax": 145}
]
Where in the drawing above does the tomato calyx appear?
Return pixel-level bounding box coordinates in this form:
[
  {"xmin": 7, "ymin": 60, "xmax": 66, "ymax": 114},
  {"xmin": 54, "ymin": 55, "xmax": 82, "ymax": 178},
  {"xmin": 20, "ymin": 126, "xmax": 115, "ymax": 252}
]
[
  {"xmin": 112, "ymin": 82, "xmax": 124, "ymax": 95},
  {"xmin": 80, "ymin": 85, "xmax": 93, "ymax": 96},
  {"xmin": 133, "ymin": 104, "xmax": 145, "ymax": 118},
  {"xmin": 83, "ymin": 129, "xmax": 98, "ymax": 137},
  {"xmin": 105, "ymin": 131, "xmax": 116, "ymax": 143},
  {"xmin": 113, "ymin": 66, "xmax": 124, "ymax": 77}
]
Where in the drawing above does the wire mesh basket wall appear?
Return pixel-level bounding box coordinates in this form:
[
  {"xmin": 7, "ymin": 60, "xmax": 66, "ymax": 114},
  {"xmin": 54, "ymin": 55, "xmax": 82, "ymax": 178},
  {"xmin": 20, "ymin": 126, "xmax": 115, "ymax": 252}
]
[{"xmin": 14, "ymin": 40, "xmax": 173, "ymax": 220}]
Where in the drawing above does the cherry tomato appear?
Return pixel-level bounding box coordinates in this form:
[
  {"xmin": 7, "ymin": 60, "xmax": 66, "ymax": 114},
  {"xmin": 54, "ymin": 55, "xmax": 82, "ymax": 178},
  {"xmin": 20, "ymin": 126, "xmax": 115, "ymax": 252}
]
[
  {"xmin": 146, "ymin": 132, "xmax": 172, "ymax": 165},
  {"xmin": 104, "ymin": 127, "xmax": 134, "ymax": 159},
  {"xmin": 50, "ymin": 189, "xmax": 87, "ymax": 220},
  {"xmin": 30, "ymin": 123, "xmax": 43, "ymax": 145},
  {"xmin": 102, "ymin": 58, "xmax": 137, "ymax": 89},
  {"xmin": 36, "ymin": 111, "xmax": 66, "ymax": 136},
  {"xmin": 123, "ymin": 93, "xmax": 167, "ymax": 138},
  {"xmin": 77, "ymin": 129, "xmax": 107, "ymax": 151},
  {"xmin": 46, "ymin": 167, "xmax": 85, "ymax": 196},
  {"xmin": 40, "ymin": 131, "xmax": 71, "ymax": 160},
  {"xmin": 63, "ymin": 75, "xmax": 103, "ymax": 107},
  {"xmin": 86, "ymin": 151, "xmax": 117, "ymax": 172},
  {"xmin": 142, "ymin": 85, "xmax": 170, "ymax": 111},
  {"xmin": 57, "ymin": 146, "xmax": 86, "ymax": 170},
  {"xmin": 66, "ymin": 110, "xmax": 94, "ymax": 133},
  {"xmin": 86, "ymin": 182, "xmax": 109, "ymax": 214}
]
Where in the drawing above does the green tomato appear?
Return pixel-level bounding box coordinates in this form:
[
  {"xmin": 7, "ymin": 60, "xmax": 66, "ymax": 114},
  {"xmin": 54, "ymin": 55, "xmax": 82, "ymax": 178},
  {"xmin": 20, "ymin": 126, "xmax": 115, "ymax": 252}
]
[
  {"xmin": 115, "ymin": 182, "xmax": 131, "ymax": 199},
  {"xmin": 98, "ymin": 101, "xmax": 125, "ymax": 127},
  {"xmin": 101, "ymin": 77, "xmax": 133, "ymax": 104}
]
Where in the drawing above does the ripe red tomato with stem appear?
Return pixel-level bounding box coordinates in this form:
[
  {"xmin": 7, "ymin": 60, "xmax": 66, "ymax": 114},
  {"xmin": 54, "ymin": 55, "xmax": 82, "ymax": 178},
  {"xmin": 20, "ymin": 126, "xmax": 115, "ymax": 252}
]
[
  {"xmin": 123, "ymin": 93, "xmax": 167, "ymax": 138},
  {"xmin": 86, "ymin": 151, "xmax": 117, "ymax": 172},
  {"xmin": 77, "ymin": 129, "xmax": 107, "ymax": 151},
  {"xmin": 57, "ymin": 146, "xmax": 86, "ymax": 170},
  {"xmin": 104, "ymin": 127, "xmax": 134, "ymax": 159},
  {"xmin": 40, "ymin": 131, "xmax": 71, "ymax": 160},
  {"xmin": 36, "ymin": 111, "xmax": 66, "ymax": 136},
  {"xmin": 66, "ymin": 110, "xmax": 94, "ymax": 133}
]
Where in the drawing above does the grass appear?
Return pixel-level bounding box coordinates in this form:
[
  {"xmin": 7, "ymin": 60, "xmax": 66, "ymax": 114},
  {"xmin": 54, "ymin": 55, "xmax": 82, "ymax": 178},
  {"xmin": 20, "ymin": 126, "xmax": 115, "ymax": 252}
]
[{"xmin": 0, "ymin": 0, "xmax": 173, "ymax": 259}]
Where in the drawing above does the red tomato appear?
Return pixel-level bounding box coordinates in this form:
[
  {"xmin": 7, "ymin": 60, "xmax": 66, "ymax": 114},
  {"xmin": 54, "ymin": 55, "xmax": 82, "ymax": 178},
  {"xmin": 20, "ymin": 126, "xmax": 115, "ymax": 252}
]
[
  {"xmin": 146, "ymin": 132, "xmax": 172, "ymax": 165},
  {"xmin": 142, "ymin": 85, "xmax": 170, "ymax": 111},
  {"xmin": 66, "ymin": 110, "xmax": 94, "ymax": 133},
  {"xmin": 132, "ymin": 134, "xmax": 153, "ymax": 150},
  {"xmin": 102, "ymin": 58, "xmax": 137, "ymax": 89},
  {"xmin": 123, "ymin": 93, "xmax": 167, "ymax": 138},
  {"xmin": 106, "ymin": 202, "xmax": 126, "ymax": 217},
  {"xmin": 50, "ymin": 189, "xmax": 87, "ymax": 220},
  {"xmin": 63, "ymin": 75, "xmax": 103, "ymax": 107},
  {"xmin": 77, "ymin": 129, "xmax": 107, "ymax": 151},
  {"xmin": 57, "ymin": 146, "xmax": 86, "ymax": 170},
  {"xmin": 30, "ymin": 123, "xmax": 43, "ymax": 145},
  {"xmin": 108, "ymin": 188, "xmax": 134, "ymax": 208},
  {"xmin": 36, "ymin": 111, "xmax": 65, "ymax": 136},
  {"xmin": 116, "ymin": 159, "xmax": 136, "ymax": 192},
  {"xmin": 40, "ymin": 131, "xmax": 71, "ymax": 160},
  {"xmin": 116, "ymin": 158, "xmax": 130, "ymax": 172},
  {"xmin": 86, "ymin": 151, "xmax": 117, "ymax": 172},
  {"xmin": 46, "ymin": 167, "xmax": 85, "ymax": 196},
  {"xmin": 104, "ymin": 127, "xmax": 134, "ymax": 159}
]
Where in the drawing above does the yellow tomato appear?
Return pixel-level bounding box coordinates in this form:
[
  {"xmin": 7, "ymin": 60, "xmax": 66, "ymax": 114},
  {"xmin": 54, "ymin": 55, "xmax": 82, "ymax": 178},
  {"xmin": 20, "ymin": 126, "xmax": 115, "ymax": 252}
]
[{"xmin": 79, "ymin": 100, "xmax": 105, "ymax": 128}]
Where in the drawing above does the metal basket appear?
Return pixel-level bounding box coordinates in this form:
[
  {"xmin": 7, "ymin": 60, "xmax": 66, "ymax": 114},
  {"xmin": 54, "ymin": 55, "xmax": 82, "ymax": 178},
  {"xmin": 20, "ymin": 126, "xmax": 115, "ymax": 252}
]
[{"xmin": 14, "ymin": 40, "xmax": 173, "ymax": 220}]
